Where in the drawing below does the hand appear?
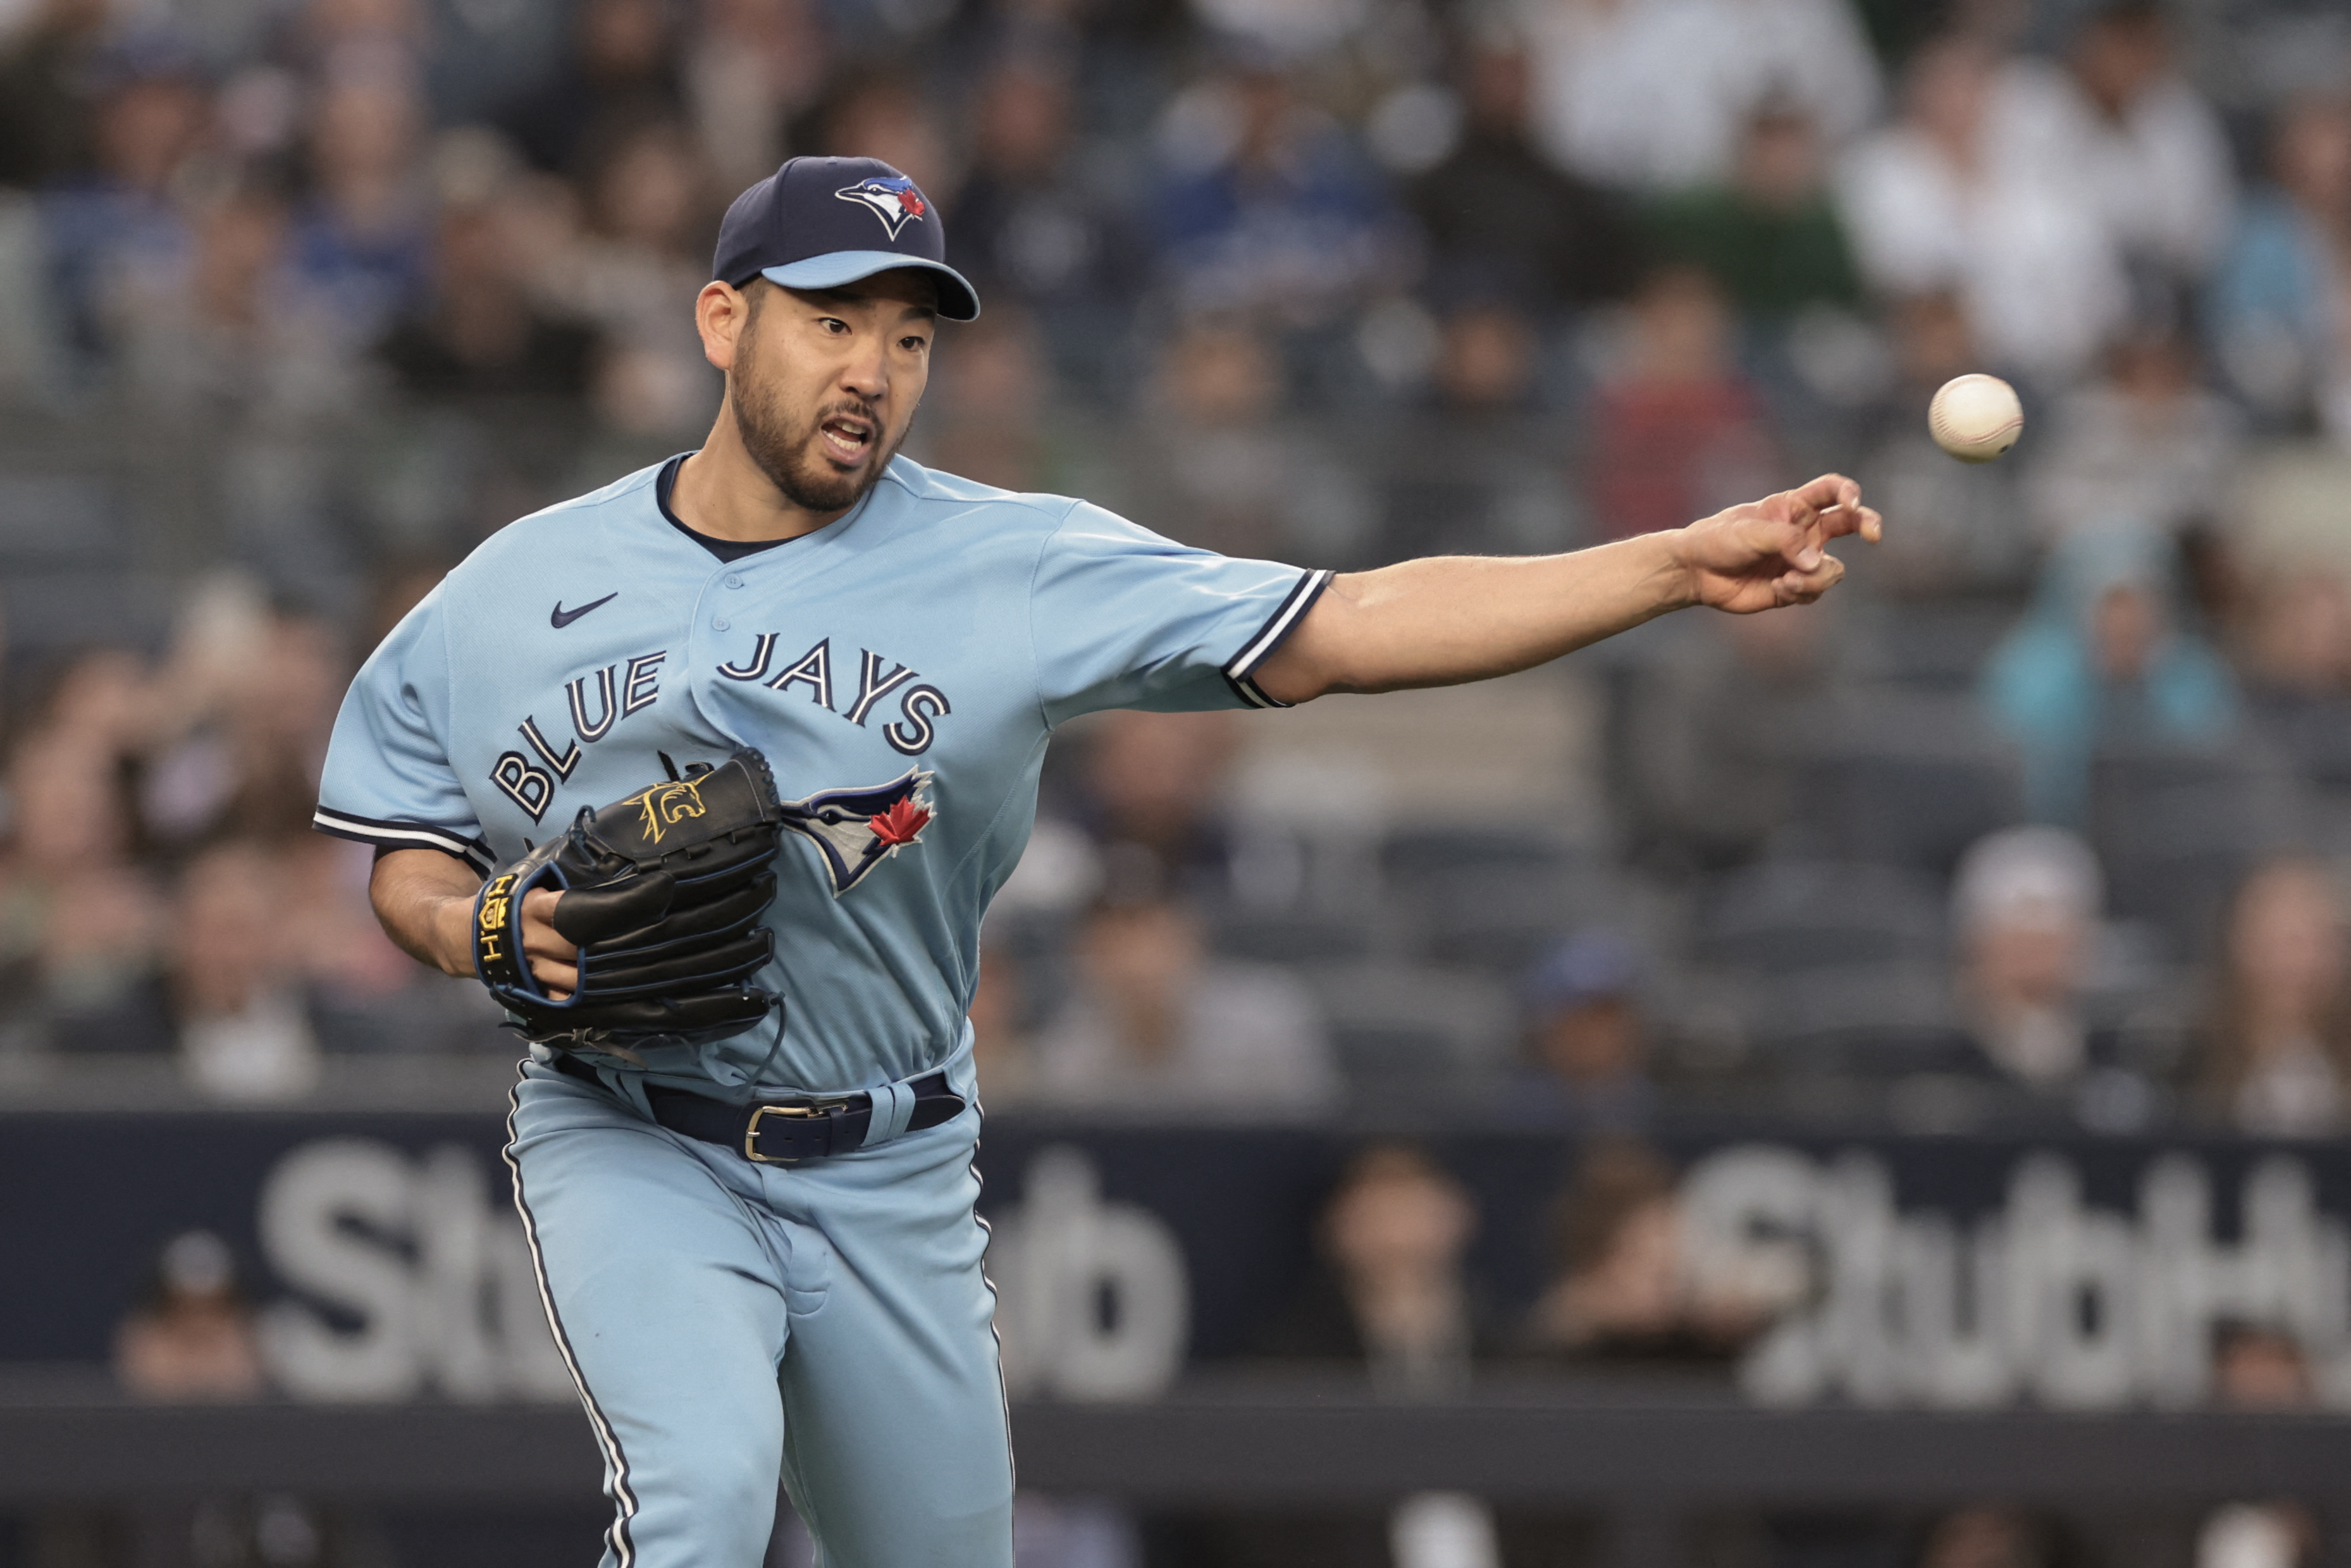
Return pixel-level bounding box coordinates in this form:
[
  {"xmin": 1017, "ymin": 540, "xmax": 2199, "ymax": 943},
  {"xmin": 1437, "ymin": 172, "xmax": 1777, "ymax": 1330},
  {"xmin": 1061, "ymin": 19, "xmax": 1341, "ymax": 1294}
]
[
  {"xmin": 430, "ymin": 886, "xmax": 579, "ymax": 996},
  {"xmin": 519, "ymin": 887, "xmax": 581, "ymax": 997},
  {"xmin": 1670, "ymin": 473, "xmax": 1883, "ymax": 614}
]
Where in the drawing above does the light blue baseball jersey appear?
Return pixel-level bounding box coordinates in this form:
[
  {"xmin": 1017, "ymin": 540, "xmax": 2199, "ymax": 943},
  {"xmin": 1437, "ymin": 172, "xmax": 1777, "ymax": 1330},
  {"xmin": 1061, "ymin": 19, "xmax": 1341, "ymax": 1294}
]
[{"xmin": 316, "ymin": 453, "xmax": 1329, "ymax": 1096}]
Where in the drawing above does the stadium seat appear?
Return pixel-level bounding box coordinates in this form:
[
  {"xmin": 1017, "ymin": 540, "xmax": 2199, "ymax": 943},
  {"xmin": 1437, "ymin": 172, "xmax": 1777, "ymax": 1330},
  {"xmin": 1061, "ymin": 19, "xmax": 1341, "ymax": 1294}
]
[
  {"xmin": 1696, "ymin": 860, "xmax": 1948, "ymax": 977},
  {"xmin": 1782, "ymin": 694, "xmax": 2026, "ymax": 878},
  {"xmin": 2088, "ymin": 741, "xmax": 2311, "ymax": 964},
  {"xmin": 1303, "ymin": 961, "xmax": 1515, "ymax": 1107}
]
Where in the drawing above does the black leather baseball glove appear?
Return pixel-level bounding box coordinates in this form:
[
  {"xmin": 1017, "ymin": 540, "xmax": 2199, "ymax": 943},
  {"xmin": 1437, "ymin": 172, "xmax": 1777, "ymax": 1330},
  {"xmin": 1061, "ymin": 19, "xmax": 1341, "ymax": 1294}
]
[{"xmin": 472, "ymin": 748, "xmax": 786, "ymax": 1056}]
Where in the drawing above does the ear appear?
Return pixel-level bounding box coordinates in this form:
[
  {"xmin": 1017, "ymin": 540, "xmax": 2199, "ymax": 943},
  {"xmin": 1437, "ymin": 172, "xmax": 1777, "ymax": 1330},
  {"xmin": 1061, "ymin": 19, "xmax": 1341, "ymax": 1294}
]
[{"xmin": 696, "ymin": 281, "xmax": 751, "ymax": 373}]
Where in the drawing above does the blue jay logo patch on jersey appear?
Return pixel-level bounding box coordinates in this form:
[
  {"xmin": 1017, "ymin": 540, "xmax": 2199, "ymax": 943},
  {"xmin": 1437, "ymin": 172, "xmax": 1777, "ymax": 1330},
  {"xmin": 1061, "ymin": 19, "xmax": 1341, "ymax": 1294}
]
[
  {"xmin": 834, "ymin": 176, "xmax": 929, "ymax": 240},
  {"xmin": 780, "ymin": 769, "xmax": 934, "ymax": 895}
]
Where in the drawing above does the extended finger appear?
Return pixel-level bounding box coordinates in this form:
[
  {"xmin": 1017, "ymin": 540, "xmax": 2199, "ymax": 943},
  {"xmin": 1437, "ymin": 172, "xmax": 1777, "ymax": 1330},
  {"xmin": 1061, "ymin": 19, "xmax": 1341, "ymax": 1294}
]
[
  {"xmin": 1791, "ymin": 472, "xmax": 1861, "ymax": 515},
  {"xmin": 1817, "ymin": 503, "xmax": 1884, "ymax": 545}
]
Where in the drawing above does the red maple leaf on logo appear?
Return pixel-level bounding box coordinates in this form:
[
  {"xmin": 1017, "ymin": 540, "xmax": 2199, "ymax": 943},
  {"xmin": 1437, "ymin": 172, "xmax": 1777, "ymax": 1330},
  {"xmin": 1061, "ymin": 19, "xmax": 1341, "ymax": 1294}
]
[
  {"xmin": 901, "ymin": 190, "xmax": 927, "ymax": 218},
  {"xmin": 870, "ymin": 798, "xmax": 931, "ymax": 848}
]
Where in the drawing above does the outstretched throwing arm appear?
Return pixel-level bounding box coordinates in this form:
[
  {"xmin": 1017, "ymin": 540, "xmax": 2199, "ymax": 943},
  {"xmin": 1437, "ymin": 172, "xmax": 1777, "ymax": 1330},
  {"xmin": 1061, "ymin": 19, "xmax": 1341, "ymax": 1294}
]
[{"xmin": 1250, "ymin": 474, "xmax": 1883, "ymax": 703}]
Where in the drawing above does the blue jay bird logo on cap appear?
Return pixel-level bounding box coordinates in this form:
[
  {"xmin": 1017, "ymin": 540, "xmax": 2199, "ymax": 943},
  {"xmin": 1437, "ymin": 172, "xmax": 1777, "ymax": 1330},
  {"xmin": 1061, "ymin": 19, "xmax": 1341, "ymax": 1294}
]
[{"xmin": 835, "ymin": 176, "xmax": 929, "ymax": 240}]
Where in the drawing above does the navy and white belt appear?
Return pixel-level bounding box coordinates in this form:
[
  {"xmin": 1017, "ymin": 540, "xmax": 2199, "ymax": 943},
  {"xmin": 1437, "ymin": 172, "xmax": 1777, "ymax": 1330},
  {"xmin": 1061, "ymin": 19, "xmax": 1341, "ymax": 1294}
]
[{"xmin": 551, "ymin": 1053, "xmax": 965, "ymax": 1165}]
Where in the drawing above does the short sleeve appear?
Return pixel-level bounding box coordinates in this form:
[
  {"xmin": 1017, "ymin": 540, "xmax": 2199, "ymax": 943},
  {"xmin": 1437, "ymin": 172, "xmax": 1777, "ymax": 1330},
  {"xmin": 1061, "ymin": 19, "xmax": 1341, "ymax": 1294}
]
[
  {"xmin": 312, "ymin": 584, "xmax": 491, "ymax": 872},
  {"xmin": 1029, "ymin": 501, "xmax": 1331, "ymax": 725}
]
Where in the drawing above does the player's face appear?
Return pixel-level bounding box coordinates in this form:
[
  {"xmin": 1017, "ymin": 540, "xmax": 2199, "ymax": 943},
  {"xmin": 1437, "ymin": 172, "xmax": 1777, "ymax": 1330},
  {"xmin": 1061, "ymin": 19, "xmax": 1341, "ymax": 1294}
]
[{"xmin": 731, "ymin": 273, "xmax": 937, "ymax": 515}]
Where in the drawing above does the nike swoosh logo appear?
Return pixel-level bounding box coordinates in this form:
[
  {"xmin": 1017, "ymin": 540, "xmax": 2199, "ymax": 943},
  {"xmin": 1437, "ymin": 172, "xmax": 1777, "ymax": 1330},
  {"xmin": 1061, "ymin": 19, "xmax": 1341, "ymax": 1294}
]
[{"xmin": 551, "ymin": 593, "xmax": 619, "ymax": 629}]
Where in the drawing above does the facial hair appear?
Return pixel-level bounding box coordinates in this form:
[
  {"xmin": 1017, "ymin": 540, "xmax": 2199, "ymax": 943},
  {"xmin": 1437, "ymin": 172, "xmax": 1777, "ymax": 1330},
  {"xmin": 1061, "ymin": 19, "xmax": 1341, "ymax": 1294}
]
[{"xmin": 730, "ymin": 312, "xmax": 913, "ymax": 515}]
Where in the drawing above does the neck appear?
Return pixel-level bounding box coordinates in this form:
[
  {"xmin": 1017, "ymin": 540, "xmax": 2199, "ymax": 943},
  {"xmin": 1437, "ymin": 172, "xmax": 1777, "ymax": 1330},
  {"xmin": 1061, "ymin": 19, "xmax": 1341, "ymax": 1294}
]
[{"xmin": 672, "ymin": 401, "xmax": 858, "ymax": 544}]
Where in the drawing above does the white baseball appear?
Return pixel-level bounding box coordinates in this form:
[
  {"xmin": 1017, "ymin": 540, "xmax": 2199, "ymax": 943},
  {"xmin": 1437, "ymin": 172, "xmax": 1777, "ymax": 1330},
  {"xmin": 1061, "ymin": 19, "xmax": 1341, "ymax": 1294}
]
[{"xmin": 1928, "ymin": 373, "xmax": 2023, "ymax": 463}]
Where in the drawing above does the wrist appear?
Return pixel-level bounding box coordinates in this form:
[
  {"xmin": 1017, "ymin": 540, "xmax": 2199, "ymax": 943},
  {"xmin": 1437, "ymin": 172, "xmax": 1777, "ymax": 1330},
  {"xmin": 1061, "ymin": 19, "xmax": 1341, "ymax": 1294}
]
[
  {"xmin": 431, "ymin": 893, "xmax": 480, "ymax": 978},
  {"xmin": 1655, "ymin": 527, "xmax": 1703, "ymax": 612}
]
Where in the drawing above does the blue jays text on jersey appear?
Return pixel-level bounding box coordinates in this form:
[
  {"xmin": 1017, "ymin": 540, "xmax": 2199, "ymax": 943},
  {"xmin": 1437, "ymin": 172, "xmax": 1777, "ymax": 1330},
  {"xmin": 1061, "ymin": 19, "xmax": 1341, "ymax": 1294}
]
[{"xmin": 314, "ymin": 453, "xmax": 1331, "ymax": 1098}]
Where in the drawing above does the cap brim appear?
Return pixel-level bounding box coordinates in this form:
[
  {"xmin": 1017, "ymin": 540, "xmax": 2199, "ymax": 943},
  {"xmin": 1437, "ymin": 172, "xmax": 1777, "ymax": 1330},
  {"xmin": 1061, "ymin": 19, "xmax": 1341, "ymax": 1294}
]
[{"xmin": 756, "ymin": 252, "xmax": 980, "ymax": 321}]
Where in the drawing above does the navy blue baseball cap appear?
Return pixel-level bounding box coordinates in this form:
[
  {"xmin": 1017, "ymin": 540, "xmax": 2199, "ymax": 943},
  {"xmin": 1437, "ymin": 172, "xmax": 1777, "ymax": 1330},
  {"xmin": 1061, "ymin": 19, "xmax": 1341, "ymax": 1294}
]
[{"xmin": 712, "ymin": 156, "xmax": 980, "ymax": 321}]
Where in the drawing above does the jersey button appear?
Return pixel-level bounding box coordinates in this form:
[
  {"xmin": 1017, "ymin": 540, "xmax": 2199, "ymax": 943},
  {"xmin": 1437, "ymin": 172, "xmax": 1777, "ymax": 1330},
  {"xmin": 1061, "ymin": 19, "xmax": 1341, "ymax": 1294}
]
[
  {"xmin": 713, "ymin": 616, "xmax": 731, "ymax": 632},
  {"xmin": 723, "ymin": 573, "xmax": 744, "ymax": 589}
]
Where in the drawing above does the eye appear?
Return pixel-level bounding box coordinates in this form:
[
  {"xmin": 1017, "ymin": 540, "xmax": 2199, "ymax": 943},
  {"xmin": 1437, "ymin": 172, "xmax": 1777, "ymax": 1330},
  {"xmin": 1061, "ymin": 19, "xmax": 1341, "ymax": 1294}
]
[
  {"xmin": 819, "ymin": 318, "xmax": 849, "ymax": 334},
  {"xmin": 900, "ymin": 335, "xmax": 931, "ymax": 352}
]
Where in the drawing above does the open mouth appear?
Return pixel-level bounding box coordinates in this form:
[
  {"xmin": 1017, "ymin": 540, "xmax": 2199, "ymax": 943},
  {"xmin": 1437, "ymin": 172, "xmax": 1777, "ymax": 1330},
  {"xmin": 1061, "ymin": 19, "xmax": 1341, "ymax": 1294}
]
[{"xmin": 818, "ymin": 413, "xmax": 875, "ymax": 466}]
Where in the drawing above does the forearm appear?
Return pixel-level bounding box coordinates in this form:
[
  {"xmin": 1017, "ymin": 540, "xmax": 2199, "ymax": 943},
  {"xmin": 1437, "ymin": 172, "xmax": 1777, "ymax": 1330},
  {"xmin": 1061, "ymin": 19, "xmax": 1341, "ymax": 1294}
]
[
  {"xmin": 1256, "ymin": 531, "xmax": 1694, "ymax": 700},
  {"xmin": 369, "ymin": 848, "xmax": 484, "ymax": 977}
]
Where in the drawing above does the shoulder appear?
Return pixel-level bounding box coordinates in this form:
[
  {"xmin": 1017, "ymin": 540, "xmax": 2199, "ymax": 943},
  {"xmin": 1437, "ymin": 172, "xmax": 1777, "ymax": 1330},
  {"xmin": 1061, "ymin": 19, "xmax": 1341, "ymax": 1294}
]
[
  {"xmin": 871, "ymin": 457, "xmax": 1085, "ymax": 534},
  {"xmin": 442, "ymin": 459, "xmax": 670, "ymax": 588}
]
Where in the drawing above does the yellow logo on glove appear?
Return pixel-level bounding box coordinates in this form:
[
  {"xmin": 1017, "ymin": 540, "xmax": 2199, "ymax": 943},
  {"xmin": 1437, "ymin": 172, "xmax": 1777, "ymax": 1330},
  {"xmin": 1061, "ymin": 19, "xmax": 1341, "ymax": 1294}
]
[{"xmin": 620, "ymin": 778, "xmax": 709, "ymax": 844}]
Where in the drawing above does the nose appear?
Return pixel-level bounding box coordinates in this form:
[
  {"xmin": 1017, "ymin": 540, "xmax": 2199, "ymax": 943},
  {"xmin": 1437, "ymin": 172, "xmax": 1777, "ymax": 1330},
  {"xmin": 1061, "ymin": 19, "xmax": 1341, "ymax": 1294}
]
[{"xmin": 840, "ymin": 331, "xmax": 888, "ymax": 402}]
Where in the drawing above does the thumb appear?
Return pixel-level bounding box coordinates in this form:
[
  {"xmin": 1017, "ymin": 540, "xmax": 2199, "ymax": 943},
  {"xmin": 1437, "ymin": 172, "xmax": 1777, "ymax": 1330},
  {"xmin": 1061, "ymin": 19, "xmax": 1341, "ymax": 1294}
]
[{"xmin": 553, "ymin": 872, "xmax": 678, "ymax": 946}]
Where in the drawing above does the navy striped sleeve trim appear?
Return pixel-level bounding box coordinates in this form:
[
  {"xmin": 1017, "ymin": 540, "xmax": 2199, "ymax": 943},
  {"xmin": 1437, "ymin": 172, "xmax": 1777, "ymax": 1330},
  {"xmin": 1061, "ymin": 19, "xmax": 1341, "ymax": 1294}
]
[
  {"xmin": 313, "ymin": 806, "xmax": 493, "ymax": 874},
  {"xmin": 1224, "ymin": 568, "xmax": 1333, "ymax": 709}
]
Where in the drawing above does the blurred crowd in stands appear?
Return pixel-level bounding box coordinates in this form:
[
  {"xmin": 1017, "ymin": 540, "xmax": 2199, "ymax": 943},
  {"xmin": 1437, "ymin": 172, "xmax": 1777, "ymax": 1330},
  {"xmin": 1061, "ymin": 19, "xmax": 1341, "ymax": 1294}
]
[{"xmin": 8, "ymin": 0, "xmax": 2351, "ymax": 1160}]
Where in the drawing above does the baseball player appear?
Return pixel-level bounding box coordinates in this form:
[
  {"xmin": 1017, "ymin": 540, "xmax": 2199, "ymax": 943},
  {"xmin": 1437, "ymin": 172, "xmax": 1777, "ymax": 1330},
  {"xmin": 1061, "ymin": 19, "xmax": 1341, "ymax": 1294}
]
[{"xmin": 314, "ymin": 154, "xmax": 1880, "ymax": 1567}]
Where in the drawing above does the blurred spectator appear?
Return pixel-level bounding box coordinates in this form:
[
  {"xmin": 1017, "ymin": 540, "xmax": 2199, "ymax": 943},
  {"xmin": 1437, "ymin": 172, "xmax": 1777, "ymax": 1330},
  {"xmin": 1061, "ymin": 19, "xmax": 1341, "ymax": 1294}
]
[
  {"xmin": 2196, "ymin": 1324, "xmax": 2319, "ymax": 1568},
  {"xmin": 1987, "ymin": 2, "xmax": 2234, "ymax": 307},
  {"xmin": 0, "ymin": 651, "xmax": 175, "ymax": 1051},
  {"xmin": 1980, "ymin": 519, "xmax": 2238, "ymax": 827},
  {"xmin": 968, "ymin": 938, "xmax": 1037, "ymax": 1106},
  {"xmin": 144, "ymin": 607, "xmax": 344, "ymax": 849},
  {"xmin": 1499, "ymin": 932, "xmax": 1653, "ymax": 1127},
  {"xmin": 1404, "ymin": 40, "xmax": 1639, "ymax": 311},
  {"xmin": 1617, "ymin": 596, "xmax": 1841, "ymax": 872},
  {"xmin": 1949, "ymin": 826, "xmax": 2106, "ymax": 1093},
  {"xmin": 1526, "ymin": 1137, "xmax": 1763, "ymax": 1365},
  {"xmin": 2214, "ymin": 1320, "xmax": 2316, "ymax": 1411},
  {"xmin": 684, "ymin": 0, "xmax": 828, "ymax": 192},
  {"xmin": 285, "ymin": 831, "xmax": 470, "ymax": 1051},
  {"xmin": 498, "ymin": 0, "xmax": 683, "ymax": 178},
  {"xmin": 114, "ymin": 1230, "xmax": 266, "ymax": 1400},
  {"xmin": 1583, "ymin": 266, "xmax": 1777, "ymax": 541},
  {"xmin": 1837, "ymin": 34, "xmax": 2126, "ymax": 385},
  {"xmin": 1371, "ymin": 299, "xmax": 1577, "ymax": 561},
  {"xmin": 1255, "ymin": 1142, "xmax": 1488, "ymax": 1397},
  {"xmin": 106, "ymin": 181, "xmax": 330, "ymax": 411},
  {"xmin": 377, "ymin": 195, "xmax": 597, "ymax": 400},
  {"xmin": 2198, "ymin": 858, "xmax": 2351, "ymax": 1138},
  {"xmin": 1151, "ymin": 64, "xmax": 1405, "ymax": 326},
  {"xmin": 2240, "ymin": 570, "xmax": 2351, "ymax": 789},
  {"xmin": 1518, "ymin": 0, "xmax": 1881, "ymax": 194},
  {"xmin": 805, "ymin": 70, "xmax": 957, "ymax": 209},
  {"xmin": 5, "ymin": 740, "xmax": 171, "ymax": 1053},
  {"xmin": 2023, "ymin": 329, "xmax": 2243, "ymax": 544},
  {"xmin": 1027, "ymin": 887, "xmax": 1340, "ymax": 1116},
  {"xmin": 1647, "ymin": 99, "xmax": 1861, "ymax": 320},
  {"xmin": 1913, "ymin": 1508, "xmax": 2095, "ymax": 1568},
  {"xmin": 913, "ymin": 307, "xmax": 1064, "ymax": 493},
  {"xmin": 290, "ymin": 68, "xmax": 433, "ymax": 349},
  {"xmin": 2208, "ymin": 97, "xmax": 2351, "ymax": 437},
  {"xmin": 946, "ymin": 57, "xmax": 1144, "ymax": 386},
  {"xmin": 37, "ymin": 40, "xmax": 208, "ymax": 369},
  {"xmin": 1062, "ymin": 708, "xmax": 1239, "ymax": 896},
  {"xmin": 170, "ymin": 840, "xmax": 324, "ymax": 1101},
  {"xmin": 0, "ymin": 0, "xmax": 109, "ymax": 188},
  {"xmin": 1092, "ymin": 318, "xmax": 1371, "ymax": 562}
]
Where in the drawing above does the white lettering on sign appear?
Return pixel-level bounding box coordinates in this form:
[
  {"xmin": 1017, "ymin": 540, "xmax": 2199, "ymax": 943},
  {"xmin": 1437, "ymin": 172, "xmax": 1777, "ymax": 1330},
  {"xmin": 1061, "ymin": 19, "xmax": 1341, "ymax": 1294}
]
[
  {"xmin": 1682, "ymin": 1145, "xmax": 2351, "ymax": 1410},
  {"xmin": 986, "ymin": 1146, "xmax": 1190, "ymax": 1402},
  {"xmin": 256, "ymin": 1140, "xmax": 572, "ymax": 1403}
]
